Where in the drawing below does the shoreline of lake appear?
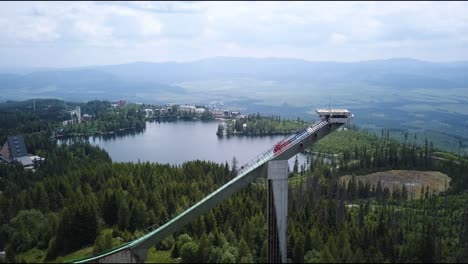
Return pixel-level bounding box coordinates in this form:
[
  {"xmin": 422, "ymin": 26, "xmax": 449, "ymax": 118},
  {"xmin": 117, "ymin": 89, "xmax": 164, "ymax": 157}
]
[{"xmin": 59, "ymin": 120, "xmax": 310, "ymax": 171}]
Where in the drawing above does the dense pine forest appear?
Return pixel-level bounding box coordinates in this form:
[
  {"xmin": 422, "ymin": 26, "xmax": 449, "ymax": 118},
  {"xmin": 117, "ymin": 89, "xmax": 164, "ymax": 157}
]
[
  {"xmin": 62, "ymin": 102, "xmax": 147, "ymax": 137},
  {"xmin": 0, "ymin": 99, "xmax": 67, "ymax": 143},
  {"xmin": 1, "ymin": 99, "xmax": 468, "ymax": 263},
  {"xmin": 0, "ymin": 126, "xmax": 467, "ymax": 262},
  {"xmin": 218, "ymin": 114, "xmax": 307, "ymax": 136}
]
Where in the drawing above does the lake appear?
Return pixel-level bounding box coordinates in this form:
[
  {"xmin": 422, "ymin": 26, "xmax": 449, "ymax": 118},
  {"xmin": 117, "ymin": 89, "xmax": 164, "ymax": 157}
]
[{"xmin": 76, "ymin": 120, "xmax": 309, "ymax": 171}]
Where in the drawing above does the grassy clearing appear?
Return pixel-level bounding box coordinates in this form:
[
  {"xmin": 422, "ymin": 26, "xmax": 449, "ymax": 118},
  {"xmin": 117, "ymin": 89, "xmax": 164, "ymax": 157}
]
[
  {"xmin": 63, "ymin": 228, "xmax": 125, "ymax": 263},
  {"xmin": 16, "ymin": 246, "xmax": 94, "ymax": 263},
  {"xmin": 59, "ymin": 246, "xmax": 94, "ymax": 263},
  {"xmin": 146, "ymin": 248, "xmax": 175, "ymax": 263},
  {"xmin": 16, "ymin": 228, "xmax": 128, "ymax": 263}
]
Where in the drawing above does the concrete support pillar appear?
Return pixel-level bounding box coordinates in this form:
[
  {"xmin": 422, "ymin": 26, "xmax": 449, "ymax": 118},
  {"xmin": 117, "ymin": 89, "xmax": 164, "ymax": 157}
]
[{"xmin": 267, "ymin": 160, "xmax": 288, "ymax": 263}]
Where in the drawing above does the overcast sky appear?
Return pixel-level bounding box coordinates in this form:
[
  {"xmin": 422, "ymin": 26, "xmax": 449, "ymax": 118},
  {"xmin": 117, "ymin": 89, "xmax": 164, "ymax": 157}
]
[{"xmin": 1, "ymin": 1, "xmax": 468, "ymax": 67}]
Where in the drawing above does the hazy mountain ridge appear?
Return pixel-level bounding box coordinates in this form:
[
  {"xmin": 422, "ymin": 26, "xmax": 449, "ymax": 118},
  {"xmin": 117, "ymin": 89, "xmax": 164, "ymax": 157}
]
[
  {"xmin": 85, "ymin": 57, "xmax": 468, "ymax": 88},
  {"xmin": 0, "ymin": 68, "xmax": 185, "ymax": 102},
  {"xmin": 1, "ymin": 58, "xmax": 467, "ymax": 102}
]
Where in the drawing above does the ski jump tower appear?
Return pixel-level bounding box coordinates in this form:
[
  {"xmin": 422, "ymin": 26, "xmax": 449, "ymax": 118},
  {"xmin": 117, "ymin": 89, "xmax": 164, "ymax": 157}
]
[
  {"xmin": 267, "ymin": 109, "xmax": 351, "ymax": 262},
  {"xmin": 72, "ymin": 109, "xmax": 351, "ymax": 264}
]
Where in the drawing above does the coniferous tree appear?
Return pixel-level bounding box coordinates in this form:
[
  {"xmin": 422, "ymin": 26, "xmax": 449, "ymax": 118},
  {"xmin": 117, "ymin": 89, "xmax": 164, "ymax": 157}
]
[
  {"xmin": 117, "ymin": 200, "xmax": 130, "ymax": 230},
  {"xmin": 197, "ymin": 234, "xmax": 211, "ymax": 262},
  {"xmin": 237, "ymin": 238, "xmax": 252, "ymax": 263},
  {"xmin": 294, "ymin": 234, "xmax": 305, "ymax": 263},
  {"xmin": 231, "ymin": 157, "xmax": 238, "ymax": 178},
  {"xmin": 293, "ymin": 155, "xmax": 299, "ymax": 174}
]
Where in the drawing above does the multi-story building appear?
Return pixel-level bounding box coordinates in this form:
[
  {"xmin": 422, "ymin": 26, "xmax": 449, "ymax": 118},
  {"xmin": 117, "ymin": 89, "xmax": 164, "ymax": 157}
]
[
  {"xmin": 179, "ymin": 104, "xmax": 197, "ymax": 113},
  {"xmin": 117, "ymin": 99, "xmax": 127, "ymax": 107},
  {"xmin": 0, "ymin": 135, "xmax": 44, "ymax": 169},
  {"xmin": 70, "ymin": 106, "xmax": 81, "ymax": 123}
]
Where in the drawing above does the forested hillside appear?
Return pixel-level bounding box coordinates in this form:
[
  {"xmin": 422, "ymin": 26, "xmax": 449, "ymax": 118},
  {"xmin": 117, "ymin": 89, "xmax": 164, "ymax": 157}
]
[
  {"xmin": 1, "ymin": 128, "xmax": 467, "ymax": 263},
  {"xmin": 0, "ymin": 99, "xmax": 67, "ymax": 143}
]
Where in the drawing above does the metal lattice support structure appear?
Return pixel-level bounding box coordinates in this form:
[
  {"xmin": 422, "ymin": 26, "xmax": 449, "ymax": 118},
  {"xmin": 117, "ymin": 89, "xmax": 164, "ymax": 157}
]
[{"xmin": 71, "ymin": 109, "xmax": 351, "ymax": 263}]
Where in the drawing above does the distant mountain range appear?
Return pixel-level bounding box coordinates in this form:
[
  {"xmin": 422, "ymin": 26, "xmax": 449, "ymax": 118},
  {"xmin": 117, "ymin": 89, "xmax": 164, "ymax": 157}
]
[
  {"xmin": 0, "ymin": 68, "xmax": 185, "ymax": 102},
  {"xmin": 1, "ymin": 57, "xmax": 468, "ymax": 102},
  {"xmin": 87, "ymin": 57, "xmax": 468, "ymax": 88}
]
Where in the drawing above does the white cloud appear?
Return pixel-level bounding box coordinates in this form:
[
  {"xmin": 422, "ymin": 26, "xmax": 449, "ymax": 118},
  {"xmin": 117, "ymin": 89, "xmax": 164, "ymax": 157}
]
[
  {"xmin": 330, "ymin": 33, "xmax": 348, "ymax": 45},
  {"xmin": 1, "ymin": 1, "xmax": 468, "ymax": 67},
  {"xmin": 74, "ymin": 20, "xmax": 113, "ymax": 39},
  {"xmin": 140, "ymin": 15, "xmax": 162, "ymax": 36},
  {"xmin": 0, "ymin": 12, "xmax": 60, "ymax": 42}
]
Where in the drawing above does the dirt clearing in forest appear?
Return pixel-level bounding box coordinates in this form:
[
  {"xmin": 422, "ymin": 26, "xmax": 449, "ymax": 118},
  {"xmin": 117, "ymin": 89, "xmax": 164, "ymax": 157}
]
[{"xmin": 340, "ymin": 170, "xmax": 450, "ymax": 198}]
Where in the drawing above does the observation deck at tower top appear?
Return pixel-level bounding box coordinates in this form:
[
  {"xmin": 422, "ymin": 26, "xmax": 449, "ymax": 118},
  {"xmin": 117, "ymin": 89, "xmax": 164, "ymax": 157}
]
[{"xmin": 316, "ymin": 109, "xmax": 352, "ymax": 124}]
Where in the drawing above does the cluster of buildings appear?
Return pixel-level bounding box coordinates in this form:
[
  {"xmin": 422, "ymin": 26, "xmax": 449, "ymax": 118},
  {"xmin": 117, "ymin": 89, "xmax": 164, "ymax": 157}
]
[
  {"xmin": 60, "ymin": 99, "xmax": 241, "ymax": 120},
  {"xmin": 143, "ymin": 104, "xmax": 242, "ymax": 119},
  {"xmin": 0, "ymin": 135, "xmax": 44, "ymax": 170},
  {"xmin": 182, "ymin": 104, "xmax": 242, "ymax": 119},
  {"xmin": 62, "ymin": 106, "xmax": 94, "ymax": 125},
  {"xmin": 143, "ymin": 104, "xmax": 206, "ymax": 118},
  {"xmin": 210, "ymin": 109, "xmax": 241, "ymax": 118},
  {"xmin": 179, "ymin": 104, "xmax": 207, "ymax": 115},
  {"xmin": 143, "ymin": 104, "xmax": 172, "ymax": 118}
]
